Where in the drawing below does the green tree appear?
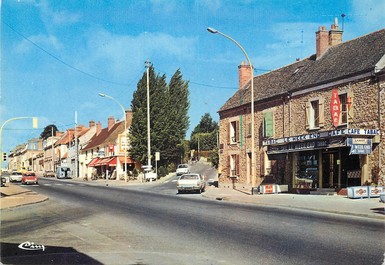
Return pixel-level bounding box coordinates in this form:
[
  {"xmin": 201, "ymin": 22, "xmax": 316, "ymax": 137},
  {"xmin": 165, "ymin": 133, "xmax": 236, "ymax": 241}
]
[
  {"xmin": 161, "ymin": 69, "xmax": 190, "ymax": 164},
  {"xmin": 40, "ymin": 124, "xmax": 58, "ymax": 140},
  {"xmin": 190, "ymin": 113, "xmax": 218, "ymax": 151},
  {"xmin": 129, "ymin": 66, "xmax": 190, "ymax": 168}
]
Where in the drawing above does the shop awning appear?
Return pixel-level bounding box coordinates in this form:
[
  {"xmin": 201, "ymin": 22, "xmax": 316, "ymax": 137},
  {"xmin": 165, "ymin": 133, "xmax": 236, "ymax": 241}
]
[
  {"xmin": 95, "ymin": 157, "xmax": 118, "ymax": 167},
  {"xmin": 108, "ymin": 157, "xmax": 117, "ymax": 166},
  {"xmin": 118, "ymin": 156, "xmax": 134, "ymax": 164},
  {"xmin": 87, "ymin": 157, "xmax": 100, "ymax": 167}
]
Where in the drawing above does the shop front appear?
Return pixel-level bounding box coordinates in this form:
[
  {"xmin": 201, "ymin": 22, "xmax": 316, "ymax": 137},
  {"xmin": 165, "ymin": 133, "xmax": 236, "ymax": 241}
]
[
  {"xmin": 87, "ymin": 156, "xmax": 136, "ymax": 180},
  {"xmin": 264, "ymin": 128, "xmax": 380, "ymax": 192}
]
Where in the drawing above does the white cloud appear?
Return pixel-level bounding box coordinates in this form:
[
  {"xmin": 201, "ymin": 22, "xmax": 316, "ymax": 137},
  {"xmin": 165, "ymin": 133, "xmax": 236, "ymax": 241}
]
[
  {"xmin": 195, "ymin": 0, "xmax": 221, "ymax": 12},
  {"xmin": 36, "ymin": 0, "xmax": 81, "ymax": 26},
  {"xmin": 14, "ymin": 34, "xmax": 62, "ymax": 54},
  {"xmin": 52, "ymin": 10, "xmax": 81, "ymax": 25},
  {"xmin": 150, "ymin": 0, "xmax": 177, "ymax": 14},
  {"xmin": 78, "ymin": 28, "xmax": 198, "ymax": 80}
]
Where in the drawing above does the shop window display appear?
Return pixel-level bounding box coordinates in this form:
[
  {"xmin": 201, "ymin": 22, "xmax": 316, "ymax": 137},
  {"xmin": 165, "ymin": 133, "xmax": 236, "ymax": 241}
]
[{"xmin": 295, "ymin": 152, "xmax": 319, "ymax": 189}]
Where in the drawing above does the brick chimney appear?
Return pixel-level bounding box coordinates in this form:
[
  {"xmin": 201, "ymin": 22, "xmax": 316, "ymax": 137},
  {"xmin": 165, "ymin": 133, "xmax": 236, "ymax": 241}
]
[
  {"xmin": 316, "ymin": 26, "xmax": 328, "ymax": 59},
  {"xmin": 329, "ymin": 18, "xmax": 343, "ymax": 46},
  {"xmin": 89, "ymin": 120, "xmax": 95, "ymax": 128},
  {"xmin": 238, "ymin": 61, "xmax": 252, "ymax": 89},
  {"xmin": 96, "ymin": 121, "xmax": 102, "ymax": 135},
  {"xmin": 108, "ymin": 116, "xmax": 115, "ymax": 131},
  {"xmin": 316, "ymin": 18, "xmax": 343, "ymax": 59},
  {"xmin": 125, "ymin": 110, "xmax": 133, "ymax": 126}
]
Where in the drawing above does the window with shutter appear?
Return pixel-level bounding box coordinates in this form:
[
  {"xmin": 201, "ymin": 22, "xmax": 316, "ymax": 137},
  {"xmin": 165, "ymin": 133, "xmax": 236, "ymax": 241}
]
[
  {"xmin": 230, "ymin": 154, "xmax": 237, "ymax": 176},
  {"xmin": 308, "ymin": 98, "xmax": 323, "ymax": 129},
  {"xmin": 347, "ymin": 90, "xmax": 354, "ymax": 123},
  {"xmin": 263, "ymin": 112, "xmax": 274, "ymax": 138},
  {"xmin": 318, "ymin": 98, "xmax": 325, "ymax": 128},
  {"xmin": 339, "ymin": 93, "xmax": 348, "ymax": 125},
  {"xmin": 230, "ymin": 121, "xmax": 238, "ymax": 144}
]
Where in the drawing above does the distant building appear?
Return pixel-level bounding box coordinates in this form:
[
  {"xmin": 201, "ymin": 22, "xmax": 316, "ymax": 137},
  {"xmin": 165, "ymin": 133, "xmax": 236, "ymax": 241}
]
[{"xmin": 81, "ymin": 110, "xmax": 139, "ymax": 180}]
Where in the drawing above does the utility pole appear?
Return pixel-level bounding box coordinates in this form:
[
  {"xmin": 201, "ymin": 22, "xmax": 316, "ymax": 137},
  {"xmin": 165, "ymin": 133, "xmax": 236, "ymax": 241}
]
[
  {"xmin": 146, "ymin": 60, "xmax": 152, "ymax": 168},
  {"xmin": 74, "ymin": 111, "xmax": 78, "ymax": 178},
  {"xmin": 51, "ymin": 126, "xmax": 54, "ymax": 172}
]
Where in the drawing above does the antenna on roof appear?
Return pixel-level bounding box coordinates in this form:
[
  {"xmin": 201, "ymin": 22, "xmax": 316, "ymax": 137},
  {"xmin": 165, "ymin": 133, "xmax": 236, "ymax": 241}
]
[
  {"xmin": 300, "ymin": 29, "xmax": 304, "ymax": 59},
  {"xmin": 341, "ymin": 14, "xmax": 346, "ymax": 31}
]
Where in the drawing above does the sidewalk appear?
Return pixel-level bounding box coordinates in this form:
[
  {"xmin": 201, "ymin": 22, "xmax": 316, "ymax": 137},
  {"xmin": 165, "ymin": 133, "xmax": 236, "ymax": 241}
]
[
  {"xmin": 1, "ymin": 179, "xmax": 384, "ymax": 220},
  {"xmin": 202, "ymin": 186, "xmax": 385, "ymax": 220},
  {"xmin": 0, "ymin": 183, "xmax": 48, "ymax": 209}
]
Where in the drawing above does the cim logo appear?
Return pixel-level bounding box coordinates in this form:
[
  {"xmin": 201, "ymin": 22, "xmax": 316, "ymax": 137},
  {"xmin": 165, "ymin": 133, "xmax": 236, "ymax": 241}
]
[
  {"xmin": 18, "ymin": 241, "xmax": 45, "ymax": 251},
  {"xmin": 330, "ymin": 89, "xmax": 341, "ymax": 127}
]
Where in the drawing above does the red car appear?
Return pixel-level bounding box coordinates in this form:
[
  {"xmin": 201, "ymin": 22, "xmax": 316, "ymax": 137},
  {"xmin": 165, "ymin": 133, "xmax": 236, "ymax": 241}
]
[{"xmin": 21, "ymin": 172, "xmax": 38, "ymax": 185}]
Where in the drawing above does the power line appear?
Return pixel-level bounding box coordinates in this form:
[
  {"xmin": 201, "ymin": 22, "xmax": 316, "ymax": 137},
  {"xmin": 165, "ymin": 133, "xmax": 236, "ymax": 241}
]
[{"xmin": 2, "ymin": 19, "xmax": 141, "ymax": 87}]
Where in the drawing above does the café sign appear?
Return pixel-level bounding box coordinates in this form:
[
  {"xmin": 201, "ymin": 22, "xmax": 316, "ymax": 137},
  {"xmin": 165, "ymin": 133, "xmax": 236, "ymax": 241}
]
[
  {"xmin": 330, "ymin": 89, "xmax": 341, "ymax": 127},
  {"xmin": 263, "ymin": 128, "xmax": 379, "ymax": 146}
]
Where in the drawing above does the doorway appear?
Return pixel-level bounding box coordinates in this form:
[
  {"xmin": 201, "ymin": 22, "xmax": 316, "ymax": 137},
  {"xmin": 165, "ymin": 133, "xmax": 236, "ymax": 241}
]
[{"xmin": 322, "ymin": 151, "xmax": 339, "ymax": 188}]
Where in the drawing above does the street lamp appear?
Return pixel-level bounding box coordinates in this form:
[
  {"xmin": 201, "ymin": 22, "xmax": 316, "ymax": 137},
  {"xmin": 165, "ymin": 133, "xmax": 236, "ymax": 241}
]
[
  {"xmin": 98, "ymin": 93, "xmax": 128, "ymax": 182},
  {"xmin": 207, "ymin": 27, "xmax": 256, "ymax": 188},
  {"xmin": 0, "ymin": 117, "xmax": 38, "ymax": 176}
]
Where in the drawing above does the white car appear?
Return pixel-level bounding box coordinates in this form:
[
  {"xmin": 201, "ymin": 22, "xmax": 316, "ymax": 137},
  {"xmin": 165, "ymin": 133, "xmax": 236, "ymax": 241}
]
[
  {"xmin": 10, "ymin": 171, "xmax": 23, "ymax": 182},
  {"xmin": 144, "ymin": 171, "xmax": 157, "ymax": 182},
  {"xmin": 176, "ymin": 164, "xmax": 190, "ymax": 176},
  {"xmin": 177, "ymin": 173, "xmax": 206, "ymax": 194}
]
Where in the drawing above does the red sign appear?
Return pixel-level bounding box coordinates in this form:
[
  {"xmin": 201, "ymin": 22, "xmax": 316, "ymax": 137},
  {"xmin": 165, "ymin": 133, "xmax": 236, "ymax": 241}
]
[
  {"xmin": 330, "ymin": 89, "xmax": 340, "ymax": 127},
  {"xmin": 108, "ymin": 144, "xmax": 114, "ymax": 153},
  {"xmin": 265, "ymin": 185, "xmax": 273, "ymax": 194}
]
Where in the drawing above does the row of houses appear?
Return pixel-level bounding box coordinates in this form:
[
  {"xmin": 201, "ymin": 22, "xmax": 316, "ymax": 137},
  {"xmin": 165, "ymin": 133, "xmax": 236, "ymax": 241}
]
[
  {"xmin": 7, "ymin": 111, "xmax": 139, "ymax": 180},
  {"xmin": 218, "ymin": 20, "xmax": 385, "ymax": 193}
]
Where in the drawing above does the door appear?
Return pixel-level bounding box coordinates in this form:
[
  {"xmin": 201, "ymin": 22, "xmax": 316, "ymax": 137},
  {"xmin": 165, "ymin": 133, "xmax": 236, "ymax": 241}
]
[{"xmin": 322, "ymin": 152, "xmax": 338, "ymax": 188}]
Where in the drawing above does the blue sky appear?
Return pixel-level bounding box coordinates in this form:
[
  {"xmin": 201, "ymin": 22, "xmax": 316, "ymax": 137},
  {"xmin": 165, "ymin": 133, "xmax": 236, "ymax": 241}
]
[{"xmin": 1, "ymin": 0, "xmax": 385, "ymax": 155}]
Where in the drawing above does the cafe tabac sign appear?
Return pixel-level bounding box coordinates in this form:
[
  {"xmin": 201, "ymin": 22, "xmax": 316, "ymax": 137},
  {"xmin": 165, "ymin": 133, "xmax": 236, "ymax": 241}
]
[{"xmin": 330, "ymin": 89, "xmax": 341, "ymax": 127}]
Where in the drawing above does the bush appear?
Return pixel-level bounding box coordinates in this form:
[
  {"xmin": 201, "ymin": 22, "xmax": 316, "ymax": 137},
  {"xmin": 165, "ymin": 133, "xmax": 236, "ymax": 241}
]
[
  {"xmin": 167, "ymin": 163, "xmax": 176, "ymax": 173},
  {"xmin": 158, "ymin": 166, "xmax": 167, "ymax": 178}
]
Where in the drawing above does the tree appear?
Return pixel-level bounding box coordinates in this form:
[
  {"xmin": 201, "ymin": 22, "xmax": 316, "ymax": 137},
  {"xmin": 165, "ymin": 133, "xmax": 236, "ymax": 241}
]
[
  {"xmin": 40, "ymin": 124, "xmax": 58, "ymax": 140},
  {"xmin": 129, "ymin": 66, "xmax": 190, "ymax": 168},
  {"xmin": 190, "ymin": 113, "xmax": 218, "ymax": 151},
  {"xmin": 161, "ymin": 69, "xmax": 190, "ymax": 164},
  {"xmin": 190, "ymin": 113, "xmax": 218, "ymax": 136}
]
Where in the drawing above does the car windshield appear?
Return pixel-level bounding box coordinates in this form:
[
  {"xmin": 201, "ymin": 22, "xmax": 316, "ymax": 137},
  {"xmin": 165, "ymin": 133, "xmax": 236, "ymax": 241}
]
[
  {"xmin": 24, "ymin": 173, "xmax": 36, "ymax": 177},
  {"xmin": 12, "ymin": 172, "xmax": 22, "ymax": 175},
  {"xmin": 180, "ymin": 174, "xmax": 198, "ymax": 180},
  {"xmin": 178, "ymin": 164, "xmax": 188, "ymax": 168}
]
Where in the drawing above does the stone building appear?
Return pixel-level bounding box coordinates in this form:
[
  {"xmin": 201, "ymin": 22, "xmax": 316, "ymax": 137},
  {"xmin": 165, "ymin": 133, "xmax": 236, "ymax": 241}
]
[{"xmin": 218, "ymin": 20, "xmax": 385, "ymax": 193}]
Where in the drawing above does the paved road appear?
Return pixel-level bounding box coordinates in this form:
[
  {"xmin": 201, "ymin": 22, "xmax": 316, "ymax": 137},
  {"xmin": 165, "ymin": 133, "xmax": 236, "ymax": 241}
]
[{"xmin": 1, "ymin": 174, "xmax": 385, "ymax": 264}]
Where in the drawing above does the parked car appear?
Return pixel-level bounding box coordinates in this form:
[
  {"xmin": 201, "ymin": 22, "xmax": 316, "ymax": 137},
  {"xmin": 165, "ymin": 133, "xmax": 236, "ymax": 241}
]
[
  {"xmin": 56, "ymin": 166, "xmax": 71, "ymax": 179},
  {"xmin": 21, "ymin": 172, "xmax": 38, "ymax": 185},
  {"xmin": 176, "ymin": 164, "xmax": 190, "ymax": 176},
  {"xmin": 177, "ymin": 173, "xmax": 206, "ymax": 194},
  {"xmin": 1, "ymin": 177, "xmax": 6, "ymax": 187},
  {"xmin": 43, "ymin": 170, "xmax": 55, "ymax": 177},
  {"xmin": 144, "ymin": 171, "xmax": 157, "ymax": 182},
  {"xmin": 10, "ymin": 171, "xmax": 23, "ymax": 182}
]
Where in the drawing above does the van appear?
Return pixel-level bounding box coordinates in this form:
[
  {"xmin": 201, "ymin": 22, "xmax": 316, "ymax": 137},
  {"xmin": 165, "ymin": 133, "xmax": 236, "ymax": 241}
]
[{"xmin": 56, "ymin": 166, "xmax": 71, "ymax": 179}]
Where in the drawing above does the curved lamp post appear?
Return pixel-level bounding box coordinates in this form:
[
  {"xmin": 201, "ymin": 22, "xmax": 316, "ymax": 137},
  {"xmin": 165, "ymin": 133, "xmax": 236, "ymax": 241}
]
[
  {"xmin": 99, "ymin": 93, "xmax": 128, "ymax": 182},
  {"xmin": 207, "ymin": 27, "xmax": 256, "ymax": 188},
  {"xmin": 0, "ymin": 117, "xmax": 38, "ymax": 176}
]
